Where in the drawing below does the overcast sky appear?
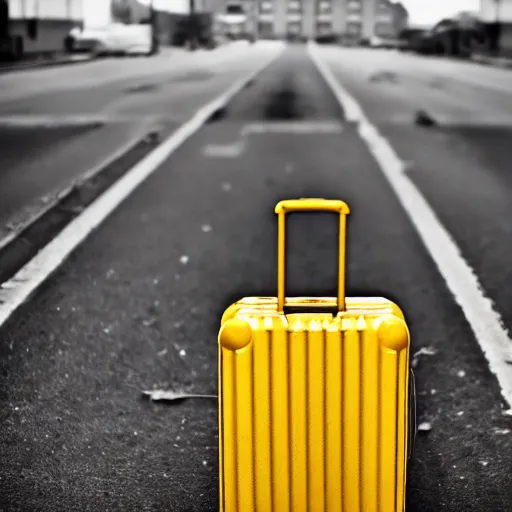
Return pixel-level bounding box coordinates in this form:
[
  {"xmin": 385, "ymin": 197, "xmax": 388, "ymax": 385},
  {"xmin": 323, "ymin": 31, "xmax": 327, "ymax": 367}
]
[
  {"xmin": 401, "ymin": 0, "xmax": 480, "ymax": 25},
  {"xmin": 84, "ymin": 0, "xmax": 482, "ymax": 28}
]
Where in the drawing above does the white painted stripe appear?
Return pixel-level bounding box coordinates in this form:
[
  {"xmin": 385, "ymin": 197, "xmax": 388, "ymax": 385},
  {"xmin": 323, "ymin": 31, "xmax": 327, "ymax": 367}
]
[
  {"xmin": 200, "ymin": 120, "xmax": 344, "ymax": 159},
  {"xmin": 0, "ymin": 114, "xmax": 174, "ymax": 128},
  {"xmin": 0, "ymin": 42, "xmax": 286, "ymax": 327},
  {"xmin": 0, "ymin": 115, "xmax": 106, "ymax": 128},
  {"xmin": 306, "ymin": 52, "xmax": 363, "ymax": 124},
  {"xmin": 0, "ymin": 122, "xmax": 152, "ymax": 253},
  {"xmin": 308, "ymin": 42, "xmax": 512, "ymax": 408},
  {"xmin": 241, "ymin": 120, "xmax": 343, "ymax": 134},
  {"xmin": 202, "ymin": 140, "xmax": 246, "ymax": 158}
]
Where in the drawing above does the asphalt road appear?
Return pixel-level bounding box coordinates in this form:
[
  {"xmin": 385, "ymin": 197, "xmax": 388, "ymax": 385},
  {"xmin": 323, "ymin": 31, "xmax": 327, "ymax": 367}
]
[
  {"xmin": 0, "ymin": 41, "xmax": 282, "ymax": 241},
  {"xmin": 318, "ymin": 46, "xmax": 512, "ymax": 386},
  {"xmin": 1, "ymin": 45, "xmax": 512, "ymax": 511}
]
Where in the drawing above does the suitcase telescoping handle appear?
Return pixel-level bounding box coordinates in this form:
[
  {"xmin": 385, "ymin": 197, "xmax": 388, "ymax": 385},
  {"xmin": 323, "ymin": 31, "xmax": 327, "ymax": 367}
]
[{"xmin": 274, "ymin": 199, "xmax": 351, "ymax": 313}]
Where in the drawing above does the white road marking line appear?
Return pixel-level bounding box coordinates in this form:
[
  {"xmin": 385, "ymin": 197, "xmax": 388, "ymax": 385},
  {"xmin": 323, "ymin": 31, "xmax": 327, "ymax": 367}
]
[
  {"xmin": 202, "ymin": 140, "xmax": 246, "ymax": 158},
  {"xmin": 241, "ymin": 120, "xmax": 344, "ymax": 134},
  {"xmin": 0, "ymin": 114, "xmax": 174, "ymax": 128},
  {"xmin": 0, "ymin": 115, "xmax": 106, "ymax": 128},
  {"xmin": 0, "ymin": 122, "xmax": 153, "ymax": 252},
  {"xmin": 201, "ymin": 120, "xmax": 343, "ymax": 158},
  {"xmin": 0, "ymin": 42, "xmax": 286, "ymax": 327},
  {"xmin": 308, "ymin": 42, "xmax": 512, "ymax": 408}
]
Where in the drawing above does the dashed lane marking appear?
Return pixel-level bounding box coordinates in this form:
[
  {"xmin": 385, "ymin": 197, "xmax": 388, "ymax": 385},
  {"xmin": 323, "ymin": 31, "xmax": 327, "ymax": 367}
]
[
  {"xmin": 202, "ymin": 140, "xmax": 246, "ymax": 158},
  {"xmin": 0, "ymin": 115, "xmax": 106, "ymax": 128},
  {"xmin": 201, "ymin": 120, "xmax": 343, "ymax": 158},
  {"xmin": 241, "ymin": 120, "xmax": 344, "ymax": 134}
]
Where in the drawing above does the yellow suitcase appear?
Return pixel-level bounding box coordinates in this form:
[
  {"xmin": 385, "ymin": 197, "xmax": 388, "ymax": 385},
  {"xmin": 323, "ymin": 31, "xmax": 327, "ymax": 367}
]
[{"xmin": 218, "ymin": 198, "xmax": 414, "ymax": 512}]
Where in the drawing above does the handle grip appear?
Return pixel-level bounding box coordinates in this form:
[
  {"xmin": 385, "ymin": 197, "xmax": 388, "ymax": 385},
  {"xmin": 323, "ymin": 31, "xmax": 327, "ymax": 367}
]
[
  {"xmin": 274, "ymin": 198, "xmax": 351, "ymax": 314},
  {"xmin": 275, "ymin": 198, "xmax": 350, "ymax": 215}
]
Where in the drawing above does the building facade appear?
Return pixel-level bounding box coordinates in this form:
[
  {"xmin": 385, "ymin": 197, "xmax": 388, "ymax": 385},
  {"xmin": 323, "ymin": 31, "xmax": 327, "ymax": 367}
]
[
  {"xmin": 7, "ymin": 0, "xmax": 82, "ymax": 20},
  {"xmin": 2, "ymin": 0, "xmax": 83, "ymax": 57},
  {"xmin": 217, "ymin": 0, "xmax": 408, "ymax": 41}
]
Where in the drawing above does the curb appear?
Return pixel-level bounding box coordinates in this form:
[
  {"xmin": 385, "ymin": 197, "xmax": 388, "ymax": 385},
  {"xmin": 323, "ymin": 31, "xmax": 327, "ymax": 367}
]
[{"xmin": 0, "ymin": 115, "xmax": 106, "ymax": 129}]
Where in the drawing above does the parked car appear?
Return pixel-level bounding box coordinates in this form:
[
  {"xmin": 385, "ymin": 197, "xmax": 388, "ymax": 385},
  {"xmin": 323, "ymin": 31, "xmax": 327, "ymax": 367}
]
[{"xmin": 67, "ymin": 24, "xmax": 154, "ymax": 57}]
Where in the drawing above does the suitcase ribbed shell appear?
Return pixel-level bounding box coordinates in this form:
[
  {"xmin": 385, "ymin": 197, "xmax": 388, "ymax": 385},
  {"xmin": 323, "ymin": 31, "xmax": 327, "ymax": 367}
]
[{"xmin": 218, "ymin": 301, "xmax": 410, "ymax": 512}]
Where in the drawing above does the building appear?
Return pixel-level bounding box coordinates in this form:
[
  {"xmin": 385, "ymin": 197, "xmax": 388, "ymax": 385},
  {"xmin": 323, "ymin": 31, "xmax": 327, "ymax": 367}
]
[
  {"xmin": 216, "ymin": 1, "xmax": 251, "ymax": 38},
  {"xmin": 2, "ymin": 0, "xmax": 83, "ymax": 58},
  {"xmin": 389, "ymin": 1, "xmax": 408, "ymax": 38},
  {"xmin": 119, "ymin": 0, "xmax": 219, "ymax": 46},
  {"xmin": 479, "ymin": 0, "xmax": 512, "ymax": 23},
  {"xmin": 213, "ymin": 0, "xmax": 409, "ymax": 42},
  {"xmin": 479, "ymin": 0, "xmax": 512, "ymax": 55}
]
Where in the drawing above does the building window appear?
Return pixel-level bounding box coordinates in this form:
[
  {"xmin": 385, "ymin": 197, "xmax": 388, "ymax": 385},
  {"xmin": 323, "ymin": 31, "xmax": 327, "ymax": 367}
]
[
  {"xmin": 316, "ymin": 21, "xmax": 332, "ymax": 35},
  {"xmin": 226, "ymin": 3, "xmax": 244, "ymax": 15},
  {"xmin": 374, "ymin": 22, "xmax": 392, "ymax": 37},
  {"xmin": 347, "ymin": 0, "xmax": 361, "ymax": 11},
  {"xmin": 258, "ymin": 21, "xmax": 274, "ymax": 37},
  {"xmin": 346, "ymin": 21, "xmax": 362, "ymax": 36},
  {"xmin": 288, "ymin": 0, "xmax": 302, "ymax": 13},
  {"xmin": 376, "ymin": 12, "xmax": 392, "ymax": 23},
  {"xmin": 287, "ymin": 21, "xmax": 301, "ymax": 33},
  {"xmin": 317, "ymin": 0, "xmax": 332, "ymax": 14},
  {"xmin": 259, "ymin": 1, "xmax": 273, "ymax": 12},
  {"xmin": 347, "ymin": 13, "xmax": 362, "ymax": 22},
  {"xmin": 377, "ymin": 1, "xmax": 390, "ymax": 18}
]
